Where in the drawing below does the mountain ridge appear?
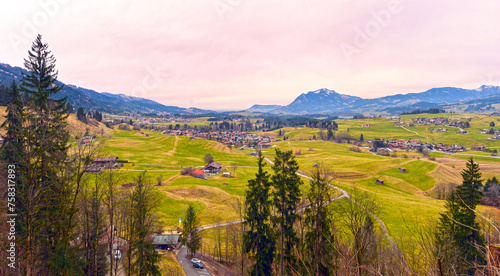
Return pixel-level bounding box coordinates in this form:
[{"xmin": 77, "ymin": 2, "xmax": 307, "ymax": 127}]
[
  {"xmin": 0, "ymin": 63, "xmax": 210, "ymax": 114},
  {"xmin": 2, "ymin": 62, "xmax": 499, "ymax": 116},
  {"xmin": 246, "ymin": 85, "xmax": 500, "ymax": 115}
]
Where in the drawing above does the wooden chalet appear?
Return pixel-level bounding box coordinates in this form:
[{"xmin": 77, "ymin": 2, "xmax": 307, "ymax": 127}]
[
  {"xmin": 376, "ymin": 179, "xmax": 385, "ymax": 185},
  {"xmin": 204, "ymin": 162, "xmax": 222, "ymax": 174},
  {"xmin": 399, "ymin": 167, "xmax": 407, "ymax": 173},
  {"xmin": 94, "ymin": 156, "xmax": 118, "ymax": 167}
]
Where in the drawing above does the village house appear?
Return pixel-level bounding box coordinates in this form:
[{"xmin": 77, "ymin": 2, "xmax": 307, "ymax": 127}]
[
  {"xmin": 204, "ymin": 162, "xmax": 222, "ymax": 174},
  {"xmin": 94, "ymin": 156, "xmax": 118, "ymax": 168},
  {"xmin": 152, "ymin": 234, "xmax": 181, "ymax": 250}
]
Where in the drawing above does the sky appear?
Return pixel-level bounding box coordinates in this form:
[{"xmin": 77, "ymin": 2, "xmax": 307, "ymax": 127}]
[{"xmin": 1, "ymin": 0, "xmax": 500, "ymax": 110}]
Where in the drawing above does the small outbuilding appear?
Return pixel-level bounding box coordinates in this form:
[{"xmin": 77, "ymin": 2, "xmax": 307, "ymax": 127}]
[
  {"xmin": 376, "ymin": 179, "xmax": 385, "ymax": 185},
  {"xmin": 399, "ymin": 167, "xmax": 407, "ymax": 173},
  {"xmin": 94, "ymin": 156, "xmax": 118, "ymax": 168},
  {"xmin": 192, "ymin": 170, "xmax": 205, "ymax": 179},
  {"xmin": 152, "ymin": 234, "xmax": 181, "ymax": 250}
]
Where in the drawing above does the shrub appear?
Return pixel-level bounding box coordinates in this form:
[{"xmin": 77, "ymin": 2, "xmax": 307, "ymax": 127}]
[
  {"xmin": 349, "ymin": 146, "xmax": 361, "ymax": 153},
  {"xmin": 181, "ymin": 167, "xmax": 194, "ymax": 175},
  {"xmin": 430, "ymin": 183, "xmax": 456, "ymax": 200}
]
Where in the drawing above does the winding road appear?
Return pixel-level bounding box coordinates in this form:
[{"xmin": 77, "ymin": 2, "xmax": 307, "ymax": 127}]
[
  {"xmin": 181, "ymin": 157, "xmax": 415, "ymax": 276},
  {"xmin": 176, "ymin": 246, "xmax": 212, "ymax": 276},
  {"xmin": 265, "ymin": 158, "xmax": 414, "ymax": 276},
  {"xmin": 401, "ymin": 125, "xmax": 428, "ymax": 138}
]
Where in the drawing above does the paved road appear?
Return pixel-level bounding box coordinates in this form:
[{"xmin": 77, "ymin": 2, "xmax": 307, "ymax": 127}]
[
  {"xmin": 265, "ymin": 157, "xmax": 416, "ymax": 276},
  {"xmin": 177, "ymin": 156, "xmax": 415, "ymax": 275},
  {"xmin": 400, "ymin": 125, "xmax": 428, "ymax": 138},
  {"xmin": 176, "ymin": 246, "xmax": 212, "ymax": 276}
]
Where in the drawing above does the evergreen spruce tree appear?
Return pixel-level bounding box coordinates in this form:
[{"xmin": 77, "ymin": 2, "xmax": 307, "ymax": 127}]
[
  {"xmin": 303, "ymin": 167, "xmax": 336, "ymax": 275},
  {"xmin": 326, "ymin": 129, "xmax": 334, "ymax": 140},
  {"xmin": 1, "ymin": 81, "xmax": 24, "ymax": 164},
  {"xmin": 182, "ymin": 205, "xmax": 202, "ymax": 256},
  {"xmin": 1, "ymin": 81, "xmax": 26, "ymax": 275},
  {"xmin": 436, "ymin": 157, "xmax": 486, "ymax": 275},
  {"xmin": 132, "ymin": 173, "xmax": 160, "ymax": 276},
  {"xmin": 243, "ymin": 152, "xmax": 276, "ymax": 276},
  {"xmin": 271, "ymin": 149, "xmax": 302, "ymax": 276},
  {"xmin": 81, "ymin": 183, "xmax": 108, "ymax": 276},
  {"xmin": 77, "ymin": 107, "xmax": 86, "ymax": 121},
  {"xmin": 18, "ymin": 34, "xmax": 74, "ymax": 274}
]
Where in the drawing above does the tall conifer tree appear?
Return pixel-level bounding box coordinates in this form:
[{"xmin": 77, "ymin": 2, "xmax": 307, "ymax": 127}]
[
  {"xmin": 436, "ymin": 157, "xmax": 486, "ymax": 275},
  {"xmin": 244, "ymin": 152, "xmax": 275, "ymax": 276},
  {"xmin": 271, "ymin": 149, "xmax": 302, "ymax": 275},
  {"xmin": 18, "ymin": 34, "xmax": 73, "ymax": 274},
  {"xmin": 303, "ymin": 167, "xmax": 336, "ymax": 275}
]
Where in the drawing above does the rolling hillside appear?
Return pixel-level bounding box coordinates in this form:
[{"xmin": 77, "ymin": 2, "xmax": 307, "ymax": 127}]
[
  {"xmin": 0, "ymin": 62, "xmax": 211, "ymax": 114},
  {"xmin": 246, "ymin": 86, "xmax": 500, "ymax": 115}
]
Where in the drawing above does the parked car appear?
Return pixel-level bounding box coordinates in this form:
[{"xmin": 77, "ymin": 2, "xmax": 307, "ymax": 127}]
[
  {"xmin": 193, "ymin": 262, "xmax": 204, "ymax": 269},
  {"xmin": 191, "ymin": 258, "xmax": 201, "ymax": 264},
  {"xmin": 114, "ymin": 250, "xmax": 122, "ymax": 260}
]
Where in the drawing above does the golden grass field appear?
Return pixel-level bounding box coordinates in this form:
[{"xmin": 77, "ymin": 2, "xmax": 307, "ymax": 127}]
[{"xmin": 1, "ymin": 107, "xmax": 499, "ymax": 250}]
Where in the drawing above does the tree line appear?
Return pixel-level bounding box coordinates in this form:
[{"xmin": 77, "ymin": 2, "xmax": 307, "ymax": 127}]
[
  {"xmin": 184, "ymin": 152, "xmax": 497, "ymax": 275},
  {"xmin": 0, "ymin": 35, "xmax": 160, "ymax": 275}
]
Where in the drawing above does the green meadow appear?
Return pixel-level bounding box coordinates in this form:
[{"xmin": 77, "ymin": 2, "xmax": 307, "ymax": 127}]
[
  {"xmin": 98, "ymin": 114, "xmax": 499, "ymax": 245},
  {"xmin": 339, "ymin": 113, "xmax": 500, "ymax": 147}
]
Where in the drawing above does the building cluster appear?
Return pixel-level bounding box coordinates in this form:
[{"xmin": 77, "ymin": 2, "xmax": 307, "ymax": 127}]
[
  {"xmin": 410, "ymin": 117, "xmax": 468, "ymax": 128},
  {"xmin": 138, "ymin": 117, "xmax": 194, "ymax": 125},
  {"xmin": 387, "ymin": 139, "xmax": 466, "ymax": 152},
  {"xmin": 162, "ymin": 129, "xmax": 273, "ymax": 149}
]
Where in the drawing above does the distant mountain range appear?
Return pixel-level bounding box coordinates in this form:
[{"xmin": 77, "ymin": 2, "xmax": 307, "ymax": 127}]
[
  {"xmin": 2, "ymin": 62, "xmax": 499, "ymax": 116},
  {"xmin": 0, "ymin": 63, "xmax": 210, "ymax": 114},
  {"xmin": 246, "ymin": 86, "xmax": 500, "ymax": 115}
]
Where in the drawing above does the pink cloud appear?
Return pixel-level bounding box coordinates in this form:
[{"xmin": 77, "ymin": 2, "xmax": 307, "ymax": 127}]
[{"xmin": 1, "ymin": 0, "xmax": 500, "ymax": 110}]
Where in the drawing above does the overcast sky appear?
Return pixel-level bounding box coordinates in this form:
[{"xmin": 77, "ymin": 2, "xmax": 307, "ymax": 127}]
[{"xmin": 1, "ymin": 0, "xmax": 500, "ymax": 110}]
